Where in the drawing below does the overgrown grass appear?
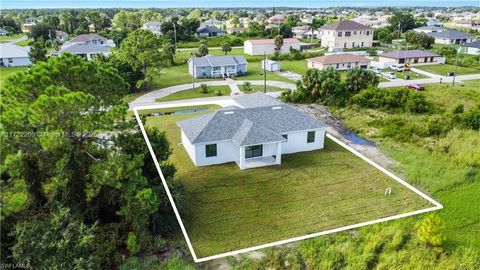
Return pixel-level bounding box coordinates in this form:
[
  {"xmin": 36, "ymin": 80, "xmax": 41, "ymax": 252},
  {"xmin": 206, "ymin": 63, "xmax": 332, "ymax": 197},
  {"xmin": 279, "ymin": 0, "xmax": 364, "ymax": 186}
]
[
  {"xmin": 0, "ymin": 66, "xmax": 27, "ymax": 89},
  {"xmin": 155, "ymin": 85, "xmax": 230, "ymax": 102},
  {"xmin": 241, "ymin": 84, "xmax": 289, "ymax": 93},
  {"xmin": 146, "ymin": 112, "xmax": 433, "ymax": 258},
  {"xmin": 415, "ymin": 64, "xmax": 480, "ymax": 76},
  {"xmin": 0, "ymin": 34, "xmax": 25, "ymax": 44}
]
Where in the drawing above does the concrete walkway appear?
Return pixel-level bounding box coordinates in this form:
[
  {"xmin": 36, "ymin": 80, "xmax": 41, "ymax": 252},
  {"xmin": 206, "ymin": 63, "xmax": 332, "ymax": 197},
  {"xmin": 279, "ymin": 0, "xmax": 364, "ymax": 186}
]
[
  {"xmin": 274, "ymin": 70, "xmax": 302, "ymax": 81},
  {"xmin": 225, "ymin": 78, "xmax": 242, "ymax": 96},
  {"xmin": 410, "ymin": 67, "xmax": 442, "ymax": 78},
  {"xmin": 129, "ymin": 80, "xmax": 296, "ymax": 109}
]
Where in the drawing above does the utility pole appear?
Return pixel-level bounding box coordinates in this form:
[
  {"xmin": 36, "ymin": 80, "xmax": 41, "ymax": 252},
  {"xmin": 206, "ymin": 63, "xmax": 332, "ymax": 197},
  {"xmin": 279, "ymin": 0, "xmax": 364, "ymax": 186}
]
[
  {"xmin": 192, "ymin": 57, "xmax": 195, "ymax": 89},
  {"xmin": 264, "ymin": 51, "xmax": 267, "ymax": 93},
  {"xmin": 172, "ymin": 22, "xmax": 177, "ymax": 52},
  {"xmin": 452, "ymin": 43, "xmax": 461, "ymax": 86}
]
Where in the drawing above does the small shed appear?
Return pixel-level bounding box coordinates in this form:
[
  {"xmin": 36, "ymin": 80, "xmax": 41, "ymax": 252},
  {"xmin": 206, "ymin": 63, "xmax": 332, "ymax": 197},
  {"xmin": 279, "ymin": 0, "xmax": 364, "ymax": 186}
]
[{"xmin": 262, "ymin": 60, "xmax": 280, "ymax": 72}]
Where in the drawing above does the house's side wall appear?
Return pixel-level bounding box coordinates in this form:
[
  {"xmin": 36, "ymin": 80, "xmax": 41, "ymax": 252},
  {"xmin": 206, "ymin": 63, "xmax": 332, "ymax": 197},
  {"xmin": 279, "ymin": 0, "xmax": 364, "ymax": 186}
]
[
  {"xmin": 261, "ymin": 142, "xmax": 278, "ymax": 156},
  {"xmin": 195, "ymin": 140, "xmax": 239, "ymax": 166},
  {"xmin": 281, "ymin": 128, "xmax": 325, "ymax": 154},
  {"xmin": 237, "ymin": 63, "xmax": 247, "ymax": 75},
  {"xmin": 320, "ymin": 29, "xmax": 373, "ymax": 49},
  {"xmin": 466, "ymin": 47, "xmax": 479, "ymax": 55},
  {"xmin": 181, "ymin": 130, "xmax": 197, "ymax": 165},
  {"xmin": 307, "ymin": 61, "xmax": 325, "ymax": 70},
  {"xmin": 281, "ymin": 43, "xmax": 301, "ymax": 54},
  {"xmin": 244, "ymin": 41, "xmax": 253, "ymax": 55},
  {"xmin": 1, "ymin": 57, "xmax": 31, "ymax": 67}
]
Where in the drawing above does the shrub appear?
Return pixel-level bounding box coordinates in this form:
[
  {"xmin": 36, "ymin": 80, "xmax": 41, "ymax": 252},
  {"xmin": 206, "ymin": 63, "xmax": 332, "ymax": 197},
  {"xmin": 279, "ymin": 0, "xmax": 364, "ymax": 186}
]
[
  {"xmin": 351, "ymin": 87, "xmax": 430, "ymax": 113},
  {"xmin": 200, "ymin": 83, "xmax": 208, "ymax": 94},
  {"xmin": 461, "ymin": 104, "xmax": 480, "ymax": 130},
  {"xmin": 215, "ymin": 89, "xmax": 222, "ymax": 96},
  {"xmin": 126, "ymin": 232, "xmax": 140, "ymax": 255},
  {"xmin": 416, "ymin": 214, "xmax": 445, "ymax": 247},
  {"xmin": 242, "ymin": 81, "xmax": 252, "ymax": 92}
]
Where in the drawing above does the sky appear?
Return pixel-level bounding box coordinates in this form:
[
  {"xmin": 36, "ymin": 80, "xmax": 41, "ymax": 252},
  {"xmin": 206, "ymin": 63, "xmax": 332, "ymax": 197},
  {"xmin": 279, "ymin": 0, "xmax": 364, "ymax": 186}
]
[{"xmin": 1, "ymin": 0, "xmax": 478, "ymax": 9}]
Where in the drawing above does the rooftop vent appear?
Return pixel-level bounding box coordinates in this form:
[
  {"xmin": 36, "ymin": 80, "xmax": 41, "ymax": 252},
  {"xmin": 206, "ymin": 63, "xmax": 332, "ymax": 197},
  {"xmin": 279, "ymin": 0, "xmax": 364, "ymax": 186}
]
[
  {"xmin": 272, "ymin": 106, "xmax": 282, "ymax": 110},
  {"xmin": 224, "ymin": 111, "xmax": 235, "ymax": 115}
]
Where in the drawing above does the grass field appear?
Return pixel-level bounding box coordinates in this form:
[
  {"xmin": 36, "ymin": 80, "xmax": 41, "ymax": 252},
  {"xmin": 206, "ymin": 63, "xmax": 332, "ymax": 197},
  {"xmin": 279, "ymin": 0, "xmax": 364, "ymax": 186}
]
[
  {"xmin": 279, "ymin": 60, "xmax": 308, "ymax": 75},
  {"xmin": 331, "ymin": 80, "xmax": 480, "ymax": 250},
  {"xmin": 145, "ymin": 111, "xmax": 434, "ymax": 258},
  {"xmin": 415, "ymin": 64, "xmax": 480, "ymax": 76},
  {"xmin": 155, "ymin": 85, "xmax": 231, "ymax": 102},
  {"xmin": 240, "ymin": 84, "xmax": 289, "ymax": 93},
  {"xmin": 0, "ymin": 66, "xmax": 27, "ymax": 89},
  {"xmin": 0, "ymin": 34, "xmax": 25, "ymax": 44}
]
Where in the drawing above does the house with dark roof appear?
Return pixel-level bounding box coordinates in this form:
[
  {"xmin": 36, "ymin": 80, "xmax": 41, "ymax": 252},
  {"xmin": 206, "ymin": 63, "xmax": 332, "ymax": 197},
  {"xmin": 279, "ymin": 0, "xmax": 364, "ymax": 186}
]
[
  {"xmin": 307, "ymin": 53, "xmax": 370, "ymax": 70},
  {"xmin": 0, "ymin": 28, "xmax": 8, "ymax": 36},
  {"xmin": 464, "ymin": 41, "xmax": 480, "ymax": 55},
  {"xmin": 379, "ymin": 50, "xmax": 441, "ymax": 65},
  {"xmin": 413, "ymin": 26, "xmax": 444, "ymax": 34},
  {"xmin": 196, "ymin": 25, "xmax": 225, "ymax": 37},
  {"xmin": 319, "ymin": 20, "xmax": 373, "ymax": 50},
  {"xmin": 188, "ymin": 55, "xmax": 247, "ymax": 78},
  {"xmin": 427, "ymin": 30, "xmax": 475, "ymax": 45},
  {"xmin": 177, "ymin": 93, "xmax": 326, "ymax": 169}
]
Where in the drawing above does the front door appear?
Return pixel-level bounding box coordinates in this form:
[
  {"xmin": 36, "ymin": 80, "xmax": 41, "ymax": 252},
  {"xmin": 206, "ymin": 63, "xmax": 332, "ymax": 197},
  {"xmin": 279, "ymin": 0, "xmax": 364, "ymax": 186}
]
[{"xmin": 245, "ymin": 145, "xmax": 263, "ymax": 158}]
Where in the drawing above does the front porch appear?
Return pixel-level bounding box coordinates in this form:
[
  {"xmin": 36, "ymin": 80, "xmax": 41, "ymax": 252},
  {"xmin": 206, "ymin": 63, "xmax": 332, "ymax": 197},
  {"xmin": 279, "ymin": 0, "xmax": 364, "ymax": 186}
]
[{"xmin": 242, "ymin": 156, "xmax": 278, "ymax": 169}]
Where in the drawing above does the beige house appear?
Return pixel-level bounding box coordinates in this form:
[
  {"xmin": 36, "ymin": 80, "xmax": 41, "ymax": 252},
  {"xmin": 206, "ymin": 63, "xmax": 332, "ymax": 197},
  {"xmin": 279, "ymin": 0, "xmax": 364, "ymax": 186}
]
[
  {"xmin": 378, "ymin": 50, "xmax": 441, "ymax": 65},
  {"xmin": 306, "ymin": 54, "xmax": 370, "ymax": 71},
  {"xmin": 319, "ymin": 20, "xmax": 373, "ymax": 50}
]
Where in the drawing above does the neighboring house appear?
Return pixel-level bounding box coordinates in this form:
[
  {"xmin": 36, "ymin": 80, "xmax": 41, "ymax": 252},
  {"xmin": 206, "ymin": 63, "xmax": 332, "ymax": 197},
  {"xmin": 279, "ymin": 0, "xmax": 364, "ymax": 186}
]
[
  {"xmin": 378, "ymin": 50, "xmax": 441, "ymax": 65},
  {"xmin": 226, "ymin": 27, "xmax": 247, "ymax": 34},
  {"xmin": 427, "ymin": 20, "xmax": 443, "ymax": 27},
  {"xmin": 201, "ymin": 19, "xmax": 223, "ymax": 29},
  {"xmin": 427, "ymin": 30, "xmax": 475, "ymax": 45},
  {"xmin": 55, "ymin": 30, "xmax": 68, "ymax": 41},
  {"xmin": 177, "ymin": 93, "xmax": 326, "ymax": 170},
  {"xmin": 188, "ymin": 55, "xmax": 247, "ymax": 78},
  {"xmin": 196, "ymin": 26, "xmax": 225, "ymax": 37},
  {"xmin": 268, "ymin": 15, "xmax": 286, "ymax": 24},
  {"xmin": 21, "ymin": 23, "xmax": 35, "ymax": 31},
  {"xmin": 413, "ymin": 26, "xmax": 444, "ymax": 33},
  {"xmin": 143, "ymin": 21, "xmax": 162, "ymax": 36},
  {"xmin": 0, "ymin": 44, "xmax": 31, "ymax": 67},
  {"xmin": 61, "ymin": 33, "xmax": 115, "ymax": 50},
  {"xmin": 261, "ymin": 59, "xmax": 280, "ymax": 71},
  {"xmin": 293, "ymin": 25, "xmax": 319, "ymax": 39},
  {"xmin": 0, "ymin": 28, "xmax": 8, "ymax": 36},
  {"xmin": 319, "ymin": 20, "xmax": 373, "ymax": 50},
  {"xmin": 464, "ymin": 41, "xmax": 480, "ymax": 55},
  {"xmin": 306, "ymin": 54, "xmax": 370, "ymax": 71},
  {"xmin": 244, "ymin": 38, "xmax": 302, "ymax": 56},
  {"xmin": 59, "ymin": 44, "xmax": 109, "ymax": 61}
]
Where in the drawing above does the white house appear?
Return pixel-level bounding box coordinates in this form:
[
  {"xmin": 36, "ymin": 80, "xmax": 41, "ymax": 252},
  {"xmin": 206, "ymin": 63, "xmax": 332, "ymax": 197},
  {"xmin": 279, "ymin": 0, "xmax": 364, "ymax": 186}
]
[
  {"xmin": 413, "ymin": 26, "xmax": 444, "ymax": 34},
  {"xmin": 188, "ymin": 55, "xmax": 248, "ymax": 78},
  {"xmin": 142, "ymin": 21, "xmax": 162, "ymax": 36},
  {"xmin": 244, "ymin": 38, "xmax": 302, "ymax": 56},
  {"xmin": 177, "ymin": 93, "xmax": 326, "ymax": 170},
  {"xmin": 427, "ymin": 30, "xmax": 475, "ymax": 45},
  {"xmin": 464, "ymin": 41, "xmax": 480, "ymax": 55},
  {"xmin": 0, "ymin": 28, "xmax": 8, "ymax": 36},
  {"xmin": 61, "ymin": 33, "xmax": 115, "ymax": 50},
  {"xmin": 0, "ymin": 44, "xmax": 31, "ymax": 67},
  {"xmin": 261, "ymin": 59, "xmax": 280, "ymax": 71}
]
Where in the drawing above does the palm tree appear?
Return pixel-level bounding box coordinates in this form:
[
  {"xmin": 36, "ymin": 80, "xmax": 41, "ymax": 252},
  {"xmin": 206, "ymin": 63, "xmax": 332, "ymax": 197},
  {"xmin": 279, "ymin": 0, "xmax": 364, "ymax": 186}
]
[
  {"xmin": 309, "ymin": 18, "xmax": 325, "ymax": 44},
  {"xmin": 221, "ymin": 42, "xmax": 232, "ymax": 55},
  {"xmin": 274, "ymin": 35, "xmax": 284, "ymax": 52}
]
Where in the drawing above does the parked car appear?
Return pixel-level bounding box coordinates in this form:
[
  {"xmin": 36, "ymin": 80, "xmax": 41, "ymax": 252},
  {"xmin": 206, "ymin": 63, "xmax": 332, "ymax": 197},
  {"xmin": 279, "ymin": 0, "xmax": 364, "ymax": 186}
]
[
  {"xmin": 390, "ymin": 64, "xmax": 405, "ymax": 72},
  {"xmin": 407, "ymin": 83, "xmax": 425, "ymax": 91},
  {"xmin": 383, "ymin": 72, "xmax": 397, "ymax": 80},
  {"xmin": 369, "ymin": 68, "xmax": 381, "ymax": 75}
]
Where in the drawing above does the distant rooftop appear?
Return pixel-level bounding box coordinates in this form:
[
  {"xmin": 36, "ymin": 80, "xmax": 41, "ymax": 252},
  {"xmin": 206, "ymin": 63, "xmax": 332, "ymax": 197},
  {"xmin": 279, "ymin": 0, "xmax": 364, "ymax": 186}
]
[
  {"xmin": 246, "ymin": 38, "xmax": 301, "ymax": 45},
  {"xmin": 69, "ymin": 33, "xmax": 107, "ymax": 43},
  {"xmin": 320, "ymin": 20, "xmax": 371, "ymax": 31},
  {"xmin": 307, "ymin": 53, "xmax": 370, "ymax": 64},
  {"xmin": 189, "ymin": 55, "xmax": 247, "ymax": 67},
  {"xmin": 380, "ymin": 50, "xmax": 439, "ymax": 59},
  {"xmin": 60, "ymin": 43, "xmax": 109, "ymax": 54},
  {"xmin": 427, "ymin": 29, "xmax": 474, "ymax": 39}
]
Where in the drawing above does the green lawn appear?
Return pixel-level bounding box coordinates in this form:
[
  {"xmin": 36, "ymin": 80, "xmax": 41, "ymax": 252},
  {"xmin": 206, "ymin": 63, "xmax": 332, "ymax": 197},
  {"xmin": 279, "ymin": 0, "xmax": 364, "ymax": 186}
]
[
  {"xmin": 279, "ymin": 60, "xmax": 308, "ymax": 75},
  {"xmin": 155, "ymin": 85, "xmax": 231, "ymax": 102},
  {"xmin": 149, "ymin": 64, "xmax": 215, "ymax": 90},
  {"xmin": 145, "ymin": 112, "xmax": 434, "ymax": 258},
  {"xmin": 415, "ymin": 64, "xmax": 480, "ymax": 76},
  {"xmin": 331, "ymin": 80, "xmax": 480, "ymax": 250},
  {"xmin": 0, "ymin": 34, "xmax": 25, "ymax": 44},
  {"xmin": 15, "ymin": 39, "xmax": 31, "ymax": 47},
  {"xmin": 242, "ymin": 61, "xmax": 294, "ymax": 83},
  {"xmin": 240, "ymin": 84, "xmax": 289, "ymax": 93},
  {"xmin": 0, "ymin": 66, "xmax": 27, "ymax": 89}
]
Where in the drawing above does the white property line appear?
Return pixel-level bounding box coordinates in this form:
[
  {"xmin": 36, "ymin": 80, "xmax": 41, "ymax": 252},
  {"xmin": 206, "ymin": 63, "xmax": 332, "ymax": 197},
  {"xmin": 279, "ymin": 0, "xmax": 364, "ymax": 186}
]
[{"xmin": 133, "ymin": 106, "xmax": 443, "ymax": 264}]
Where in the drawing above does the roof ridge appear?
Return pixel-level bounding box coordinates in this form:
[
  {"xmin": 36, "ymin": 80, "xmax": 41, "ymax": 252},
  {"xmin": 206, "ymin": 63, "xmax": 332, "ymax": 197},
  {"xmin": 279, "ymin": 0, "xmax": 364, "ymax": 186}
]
[{"xmin": 190, "ymin": 112, "xmax": 217, "ymax": 143}]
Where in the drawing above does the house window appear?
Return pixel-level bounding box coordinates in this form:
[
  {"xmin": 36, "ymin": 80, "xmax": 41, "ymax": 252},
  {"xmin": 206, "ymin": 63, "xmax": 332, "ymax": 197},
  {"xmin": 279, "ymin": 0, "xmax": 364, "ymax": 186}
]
[
  {"xmin": 245, "ymin": 145, "xmax": 263, "ymax": 158},
  {"xmin": 430, "ymin": 57, "xmax": 434, "ymax": 62},
  {"xmin": 352, "ymin": 42, "xmax": 355, "ymax": 47},
  {"xmin": 414, "ymin": 58, "xmax": 419, "ymax": 63},
  {"xmin": 361, "ymin": 42, "xmax": 364, "ymax": 47},
  {"xmin": 336, "ymin": 63, "xmax": 339, "ymax": 69},
  {"xmin": 205, "ymin": 144, "xmax": 217, "ymax": 157},
  {"xmin": 354, "ymin": 31, "xmax": 357, "ymax": 35},
  {"xmin": 307, "ymin": 131, "xmax": 315, "ymax": 143},
  {"xmin": 282, "ymin": 134, "xmax": 288, "ymax": 141},
  {"xmin": 345, "ymin": 31, "xmax": 351, "ymax": 37},
  {"xmin": 338, "ymin": 32, "xmax": 342, "ymax": 37},
  {"xmin": 213, "ymin": 66, "xmax": 221, "ymax": 71},
  {"xmin": 347, "ymin": 62, "xmax": 352, "ymax": 68},
  {"xmin": 366, "ymin": 30, "xmax": 370, "ymax": 36},
  {"xmin": 8, "ymin": 58, "xmax": 13, "ymax": 63},
  {"xmin": 343, "ymin": 42, "xmax": 347, "ymax": 48}
]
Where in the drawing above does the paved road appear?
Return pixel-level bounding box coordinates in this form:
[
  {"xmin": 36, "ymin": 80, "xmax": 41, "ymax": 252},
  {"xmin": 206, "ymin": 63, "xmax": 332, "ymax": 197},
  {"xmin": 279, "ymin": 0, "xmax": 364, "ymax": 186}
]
[
  {"xmin": 129, "ymin": 80, "xmax": 295, "ymax": 109},
  {"xmin": 5, "ymin": 35, "xmax": 28, "ymax": 45},
  {"xmin": 378, "ymin": 74, "xmax": 480, "ymax": 87}
]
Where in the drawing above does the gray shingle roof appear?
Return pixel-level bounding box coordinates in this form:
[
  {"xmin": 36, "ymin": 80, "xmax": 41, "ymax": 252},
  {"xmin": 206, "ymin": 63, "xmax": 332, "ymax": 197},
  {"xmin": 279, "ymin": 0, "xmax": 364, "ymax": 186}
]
[
  {"xmin": 380, "ymin": 50, "xmax": 439, "ymax": 59},
  {"xmin": 190, "ymin": 55, "xmax": 247, "ymax": 67},
  {"xmin": 196, "ymin": 25, "xmax": 225, "ymax": 34},
  {"xmin": 427, "ymin": 30, "xmax": 473, "ymax": 40},
  {"xmin": 466, "ymin": 41, "xmax": 480, "ymax": 48},
  {"xmin": 60, "ymin": 44, "xmax": 109, "ymax": 54},
  {"xmin": 177, "ymin": 93, "xmax": 326, "ymax": 146},
  {"xmin": 234, "ymin": 92, "xmax": 283, "ymax": 108},
  {"xmin": 320, "ymin": 20, "xmax": 371, "ymax": 31}
]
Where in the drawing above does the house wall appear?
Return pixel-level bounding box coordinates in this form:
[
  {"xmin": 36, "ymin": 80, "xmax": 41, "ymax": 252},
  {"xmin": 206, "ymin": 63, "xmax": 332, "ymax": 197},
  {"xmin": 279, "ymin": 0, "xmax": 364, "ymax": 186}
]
[
  {"xmin": 0, "ymin": 57, "xmax": 31, "ymax": 67},
  {"xmin": 320, "ymin": 29, "xmax": 373, "ymax": 49},
  {"xmin": 195, "ymin": 140, "xmax": 239, "ymax": 166},
  {"xmin": 281, "ymin": 128, "xmax": 325, "ymax": 154},
  {"xmin": 244, "ymin": 41, "xmax": 301, "ymax": 56},
  {"xmin": 434, "ymin": 37, "xmax": 475, "ymax": 45},
  {"xmin": 307, "ymin": 60, "xmax": 369, "ymax": 70},
  {"xmin": 378, "ymin": 56, "xmax": 440, "ymax": 65},
  {"xmin": 466, "ymin": 46, "xmax": 479, "ymax": 55},
  {"xmin": 181, "ymin": 130, "xmax": 197, "ymax": 165}
]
